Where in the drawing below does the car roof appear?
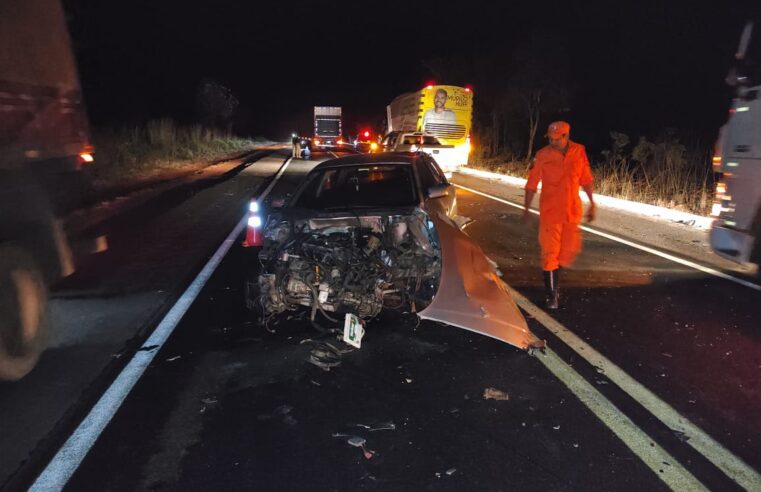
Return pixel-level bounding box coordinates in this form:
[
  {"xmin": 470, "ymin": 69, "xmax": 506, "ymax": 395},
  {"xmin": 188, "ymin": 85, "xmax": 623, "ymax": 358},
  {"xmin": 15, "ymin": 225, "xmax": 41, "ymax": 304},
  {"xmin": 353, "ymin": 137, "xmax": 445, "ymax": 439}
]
[{"xmin": 311, "ymin": 152, "xmax": 422, "ymax": 170}]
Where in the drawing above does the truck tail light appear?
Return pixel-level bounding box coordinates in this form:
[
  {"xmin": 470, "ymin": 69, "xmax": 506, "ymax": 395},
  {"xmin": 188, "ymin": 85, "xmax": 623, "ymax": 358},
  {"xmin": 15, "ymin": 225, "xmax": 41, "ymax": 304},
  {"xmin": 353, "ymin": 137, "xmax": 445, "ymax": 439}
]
[{"xmin": 243, "ymin": 199, "xmax": 263, "ymax": 247}]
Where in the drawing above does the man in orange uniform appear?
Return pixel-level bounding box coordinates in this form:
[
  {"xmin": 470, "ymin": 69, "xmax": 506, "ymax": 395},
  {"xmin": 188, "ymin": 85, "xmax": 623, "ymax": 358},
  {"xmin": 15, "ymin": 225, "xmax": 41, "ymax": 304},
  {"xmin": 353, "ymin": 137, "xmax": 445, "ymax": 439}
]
[{"xmin": 523, "ymin": 121, "xmax": 595, "ymax": 309}]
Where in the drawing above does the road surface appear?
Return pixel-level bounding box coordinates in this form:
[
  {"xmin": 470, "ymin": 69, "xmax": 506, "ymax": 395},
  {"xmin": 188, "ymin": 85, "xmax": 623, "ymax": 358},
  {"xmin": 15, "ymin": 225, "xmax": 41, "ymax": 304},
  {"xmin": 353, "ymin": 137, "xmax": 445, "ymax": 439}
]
[{"xmin": 2, "ymin": 147, "xmax": 759, "ymax": 491}]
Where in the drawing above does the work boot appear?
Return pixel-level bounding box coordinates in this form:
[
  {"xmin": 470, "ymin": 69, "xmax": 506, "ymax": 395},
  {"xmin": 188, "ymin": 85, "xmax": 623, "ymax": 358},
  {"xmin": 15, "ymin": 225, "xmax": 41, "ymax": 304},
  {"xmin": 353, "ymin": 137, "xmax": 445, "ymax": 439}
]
[{"xmin": 543, "ymin": 269, "xmax": 560, "ymax": 310}]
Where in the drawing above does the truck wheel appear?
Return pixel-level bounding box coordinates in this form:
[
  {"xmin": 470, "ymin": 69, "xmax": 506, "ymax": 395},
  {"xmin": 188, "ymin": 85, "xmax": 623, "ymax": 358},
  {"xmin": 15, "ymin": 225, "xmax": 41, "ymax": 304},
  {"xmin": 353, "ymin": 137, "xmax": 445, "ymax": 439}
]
[{"xmin": 0, "ymin": 244, "xmax": 49, "ymax": 381}]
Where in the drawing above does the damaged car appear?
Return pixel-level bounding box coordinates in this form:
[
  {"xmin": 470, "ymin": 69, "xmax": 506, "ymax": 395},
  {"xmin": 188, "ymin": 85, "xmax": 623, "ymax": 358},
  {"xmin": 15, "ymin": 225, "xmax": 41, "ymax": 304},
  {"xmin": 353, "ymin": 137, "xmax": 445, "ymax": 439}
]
[{"xmin": 244, "ymin": 152, "xmax": 544, "ymax": 352}]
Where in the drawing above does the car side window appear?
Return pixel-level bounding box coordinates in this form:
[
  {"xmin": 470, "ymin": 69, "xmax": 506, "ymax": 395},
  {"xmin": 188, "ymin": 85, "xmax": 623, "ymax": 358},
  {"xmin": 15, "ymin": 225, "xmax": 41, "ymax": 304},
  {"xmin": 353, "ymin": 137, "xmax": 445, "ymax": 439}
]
[
  {"xmin": 425, "ymin": 157, "xmax": 447, "ymax": 185},
  {"xmin": 417, "ymin": 157, "xmax": 441, "ymax": 192},
  {"xmin": 383, "ymin": 132, "xmax": 398, "ymax": 149}
]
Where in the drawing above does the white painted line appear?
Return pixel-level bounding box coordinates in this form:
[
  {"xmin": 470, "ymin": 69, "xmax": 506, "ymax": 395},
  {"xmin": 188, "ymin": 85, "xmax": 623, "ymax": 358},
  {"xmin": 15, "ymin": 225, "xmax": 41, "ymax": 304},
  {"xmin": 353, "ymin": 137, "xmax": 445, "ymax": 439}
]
[
  {"xmin": 457, "ymin": 167, "xmax": 714, "ymax": 230},
  {"xmin": 328, "ymin": 151, "xmax": 339, "ymax": 158},
  {"xmin": 507, "ymin": 285, "xmax": 761, "ymax": 491},
  {"xmin": 454, "ymin": 184, "xmax": 761, "ymax": 292},
  {"xmin": 30, "ymin": 156, "xmax": 294, "ymax": 491},
  {"xmin": 538, "ymin": 347, "xmax": 707, "ymax": 491},
  {"xmin": 259, "ymin": 157, "xmax": 293, "ymax": 200}
]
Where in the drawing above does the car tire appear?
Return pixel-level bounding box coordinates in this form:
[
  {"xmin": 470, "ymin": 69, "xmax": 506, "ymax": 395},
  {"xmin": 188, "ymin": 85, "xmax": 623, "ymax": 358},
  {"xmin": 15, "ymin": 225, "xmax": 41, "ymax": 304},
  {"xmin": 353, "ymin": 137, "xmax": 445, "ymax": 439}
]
[{"xmin": 0, "ymin": 244, "xmax": 49, "ymax": 381}]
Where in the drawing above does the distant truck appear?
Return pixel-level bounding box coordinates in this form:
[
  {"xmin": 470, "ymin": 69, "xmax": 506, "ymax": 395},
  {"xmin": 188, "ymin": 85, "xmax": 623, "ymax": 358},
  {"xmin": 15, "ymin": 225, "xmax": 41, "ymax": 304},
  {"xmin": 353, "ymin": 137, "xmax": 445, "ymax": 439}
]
[
  {"xmin": 381, "ymin": 131, "xmax": 460, "ymax": 178},
  {"xmin": 313, "ymin": 106, "xmax": 342, "ymax": 148},
  {"xmin": 386, "ymin": 84, "xmax": 473, "ymax": 170},
  {"xmin": 711, "ymin": 21, "xmax": 761, "ymax": 276},
  {"xmin": 0, "ymin": 0, "xmax": 95, "ymax": 379}
]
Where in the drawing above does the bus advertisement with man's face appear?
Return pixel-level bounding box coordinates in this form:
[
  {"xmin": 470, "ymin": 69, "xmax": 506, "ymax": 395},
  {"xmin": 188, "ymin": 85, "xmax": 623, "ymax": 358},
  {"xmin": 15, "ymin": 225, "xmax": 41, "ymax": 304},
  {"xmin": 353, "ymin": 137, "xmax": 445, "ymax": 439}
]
[{"xmin": 419, "ymin": 85, "xmax": 473, "ymax": 147}]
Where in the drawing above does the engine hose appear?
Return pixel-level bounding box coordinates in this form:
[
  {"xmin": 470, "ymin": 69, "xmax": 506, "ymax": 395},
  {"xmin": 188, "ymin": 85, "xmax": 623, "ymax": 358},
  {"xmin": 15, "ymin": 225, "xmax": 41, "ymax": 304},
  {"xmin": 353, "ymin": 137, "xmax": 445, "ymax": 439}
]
[{"xmin": 308, "ymin": 284, "xmax": 339, "ymax": 323}]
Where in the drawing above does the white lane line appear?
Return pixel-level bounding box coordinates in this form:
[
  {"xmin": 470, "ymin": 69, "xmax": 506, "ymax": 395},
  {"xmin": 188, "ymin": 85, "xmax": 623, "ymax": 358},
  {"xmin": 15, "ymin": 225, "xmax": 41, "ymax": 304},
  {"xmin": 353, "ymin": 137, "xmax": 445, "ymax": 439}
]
[
  {"xmin": 328, "ymin": 151, "xmax": 339, "ymax": 158},
  {"xmin": 30, "ymin": 156, "xmax": 294, "ymax": 491},
  {"xmin": 454, "ymin": 184, "xmax": 761, "ymax": 292},
  {"xmin": 506, "ymin": 285, "xmax": 761, "ymax": 491},
  {"xmin": 259, "ymin": 157, "xmax": 293, "ymax": 199},
  {"xmin": 538, "ymin": 347, "xmax": 706, "ymax": 491}
]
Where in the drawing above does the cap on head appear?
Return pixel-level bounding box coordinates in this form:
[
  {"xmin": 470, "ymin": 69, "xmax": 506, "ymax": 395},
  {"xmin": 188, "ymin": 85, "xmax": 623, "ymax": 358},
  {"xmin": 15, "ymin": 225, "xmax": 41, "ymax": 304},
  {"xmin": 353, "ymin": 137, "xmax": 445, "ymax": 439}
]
[{"xmin": 546, "ymin": 121, "xmax": 570, "ymax": 138}]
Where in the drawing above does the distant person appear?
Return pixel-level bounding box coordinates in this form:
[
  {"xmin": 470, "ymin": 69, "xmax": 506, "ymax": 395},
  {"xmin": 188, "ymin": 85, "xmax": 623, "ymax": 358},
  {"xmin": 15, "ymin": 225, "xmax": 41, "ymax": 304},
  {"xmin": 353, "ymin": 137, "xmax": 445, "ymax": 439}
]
[
  {"xmin": 422, "ymin": 88, "xmax": 456, "ymax": 130},
  {"xmin": 291, "ymin": 134, "xmax": 301, "ymax": 158},
  {"xmin": 523, "ymin": 121, "xmax": 595, "ymax": 310}
]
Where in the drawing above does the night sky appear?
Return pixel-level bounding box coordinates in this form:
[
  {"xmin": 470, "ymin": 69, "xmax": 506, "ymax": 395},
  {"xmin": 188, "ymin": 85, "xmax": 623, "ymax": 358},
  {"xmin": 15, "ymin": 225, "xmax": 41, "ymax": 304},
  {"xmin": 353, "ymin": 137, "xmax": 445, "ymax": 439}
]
[{"xmin": 63, "ymin": 0, "xmax": 759, "ymax": 153}]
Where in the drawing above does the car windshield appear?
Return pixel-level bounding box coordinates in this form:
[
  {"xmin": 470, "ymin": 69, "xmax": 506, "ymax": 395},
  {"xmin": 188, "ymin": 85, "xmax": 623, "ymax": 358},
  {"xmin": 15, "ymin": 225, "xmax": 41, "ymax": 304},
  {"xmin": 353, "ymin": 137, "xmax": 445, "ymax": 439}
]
[{"xmin": 294, "ymin": 164, "xmax": 417, "ymax": 209}]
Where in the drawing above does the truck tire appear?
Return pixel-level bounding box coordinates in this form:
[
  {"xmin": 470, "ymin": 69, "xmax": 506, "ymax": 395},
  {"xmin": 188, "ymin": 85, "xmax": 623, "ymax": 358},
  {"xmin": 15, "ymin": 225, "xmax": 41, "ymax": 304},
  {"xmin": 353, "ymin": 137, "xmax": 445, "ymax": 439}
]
[{"xmin": 0, "ymin": 244, "xmax": 49, "ymax": 381}]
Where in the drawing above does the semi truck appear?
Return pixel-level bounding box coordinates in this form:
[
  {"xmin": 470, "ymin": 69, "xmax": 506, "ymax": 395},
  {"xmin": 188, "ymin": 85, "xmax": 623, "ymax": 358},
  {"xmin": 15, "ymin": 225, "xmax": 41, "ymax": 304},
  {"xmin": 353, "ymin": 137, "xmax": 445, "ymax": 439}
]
[
  {"xmin": 711, "ymin": 21, "xmax": 761, "ymax": 277},
  {"xmin": 0, "ymin": 0, "xmax": 95, "ymax": 379},
  {"xmin": 386, "ymin": 84, "xmax": 473, "ymax": 171},
  {"xmin": 313, "ymin": 106, "xmax": 342, "ymax": 148}
]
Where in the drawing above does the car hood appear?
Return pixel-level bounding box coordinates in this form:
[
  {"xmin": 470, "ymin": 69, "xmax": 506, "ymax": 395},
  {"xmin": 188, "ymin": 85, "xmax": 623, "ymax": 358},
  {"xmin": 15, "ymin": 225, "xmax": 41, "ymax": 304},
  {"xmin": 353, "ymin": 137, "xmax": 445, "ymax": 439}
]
[{"xmin": 419, "ymin": 213, "xmax": 546, "ymax": 352}]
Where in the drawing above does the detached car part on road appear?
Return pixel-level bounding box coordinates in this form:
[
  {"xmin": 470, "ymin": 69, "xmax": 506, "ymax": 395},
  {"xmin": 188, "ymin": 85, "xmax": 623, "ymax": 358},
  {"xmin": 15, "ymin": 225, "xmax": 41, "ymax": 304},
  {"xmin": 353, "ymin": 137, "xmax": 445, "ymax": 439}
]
[{"xmin": 244, "ymin": 153, "xmax": 544, "ymax": 352}]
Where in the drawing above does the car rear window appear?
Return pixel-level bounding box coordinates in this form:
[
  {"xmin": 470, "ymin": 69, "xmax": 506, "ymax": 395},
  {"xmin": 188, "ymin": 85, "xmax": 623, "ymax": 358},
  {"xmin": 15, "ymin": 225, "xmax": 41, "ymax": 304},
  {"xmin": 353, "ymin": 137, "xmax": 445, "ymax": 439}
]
[
  {"xmin": 294, "ymin": 164, "xmax": 417, "ymax": 209},
  {"xmin": 401, "ymin": 135, "xmax": 440, "ymax": 145}
]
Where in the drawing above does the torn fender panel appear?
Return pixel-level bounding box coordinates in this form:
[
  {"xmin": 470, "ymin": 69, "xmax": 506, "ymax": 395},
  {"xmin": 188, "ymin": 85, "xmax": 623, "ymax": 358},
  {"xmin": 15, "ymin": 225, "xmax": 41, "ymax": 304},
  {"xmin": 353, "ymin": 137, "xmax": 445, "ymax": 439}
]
[{"xmin": 419, "ymin": 214, "xmax": 546, "ymax": 351}]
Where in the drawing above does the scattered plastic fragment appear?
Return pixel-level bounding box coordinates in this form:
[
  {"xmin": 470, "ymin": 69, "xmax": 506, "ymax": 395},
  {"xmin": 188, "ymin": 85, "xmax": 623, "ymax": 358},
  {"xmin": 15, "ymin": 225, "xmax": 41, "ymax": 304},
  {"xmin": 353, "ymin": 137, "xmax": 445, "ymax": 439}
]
[
  {"xmin": 446, "ymin": 468, "xmax": 457, "ymax": 476},
  {"xmin": 483, "ymin": 387, "xmax": 509, "ymax": 401},
  {"xmin": 553, "ymin": 425, "xmax": 560, "ymax": 430},
  {"xmin": 352, "ymin": 421, "xmax": 396, "ymax": 432},
  {"xmin": 165, "ymin": 355, "xmax": 181, "ymax": 362},
  {"xmin": 347, "ymin": 436, "xmax": 374, "ymax": 459}
]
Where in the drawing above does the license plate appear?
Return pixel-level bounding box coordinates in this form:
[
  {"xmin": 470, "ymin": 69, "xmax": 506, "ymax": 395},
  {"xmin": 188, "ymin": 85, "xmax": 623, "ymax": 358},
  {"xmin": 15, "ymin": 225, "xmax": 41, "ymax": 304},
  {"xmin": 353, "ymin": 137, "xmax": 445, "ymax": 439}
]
[{"xmin": 343, "ymin": 313, "xmax": 365, "ymax": 348}]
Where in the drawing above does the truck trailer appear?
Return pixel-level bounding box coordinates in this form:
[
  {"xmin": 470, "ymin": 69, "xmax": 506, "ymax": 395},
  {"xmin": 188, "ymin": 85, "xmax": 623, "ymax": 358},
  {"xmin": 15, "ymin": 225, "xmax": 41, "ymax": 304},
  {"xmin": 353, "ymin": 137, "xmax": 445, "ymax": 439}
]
[
  {"xmin": 0, "ymin": 0, "xmax": 94, "ymax": 380},
  {"xmin": 313, "ymin": 106, "xmax": 342, "ymax": 148}
]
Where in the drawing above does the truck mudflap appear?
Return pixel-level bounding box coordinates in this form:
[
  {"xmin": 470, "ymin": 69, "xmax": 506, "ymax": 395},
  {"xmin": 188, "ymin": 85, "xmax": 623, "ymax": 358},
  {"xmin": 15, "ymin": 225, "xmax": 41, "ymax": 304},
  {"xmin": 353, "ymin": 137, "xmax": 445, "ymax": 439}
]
[{"xmin": 419, "ymin": 213, "xmax": 546, "ymax": 352}]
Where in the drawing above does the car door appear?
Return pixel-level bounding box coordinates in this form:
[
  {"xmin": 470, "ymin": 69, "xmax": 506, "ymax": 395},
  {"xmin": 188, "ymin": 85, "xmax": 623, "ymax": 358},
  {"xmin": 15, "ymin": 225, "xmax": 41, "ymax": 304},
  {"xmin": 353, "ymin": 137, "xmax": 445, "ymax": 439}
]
[{"xmin": 419, "ymin": 212, "xmax": 546, "ymax": 352}]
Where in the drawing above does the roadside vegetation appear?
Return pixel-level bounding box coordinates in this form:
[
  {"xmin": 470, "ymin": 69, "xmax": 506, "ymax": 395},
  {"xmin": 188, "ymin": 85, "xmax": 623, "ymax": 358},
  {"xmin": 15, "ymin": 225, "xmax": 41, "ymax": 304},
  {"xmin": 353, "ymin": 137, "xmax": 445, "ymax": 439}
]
[
  {"xmin": 469, "ymin": 131, "xmax": 714, "ymax": 216},
  {"xmin": 87, "ymin": 118, "xmax": 262, "ymax": 189}
]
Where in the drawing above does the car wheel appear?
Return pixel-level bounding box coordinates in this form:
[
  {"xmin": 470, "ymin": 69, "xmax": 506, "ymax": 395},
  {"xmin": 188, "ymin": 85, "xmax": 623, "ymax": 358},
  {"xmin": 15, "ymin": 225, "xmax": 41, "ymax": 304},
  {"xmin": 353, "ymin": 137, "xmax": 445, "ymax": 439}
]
[{"xmin": 0, "ymin": 244, "xmax": 49, "ymax": 381}]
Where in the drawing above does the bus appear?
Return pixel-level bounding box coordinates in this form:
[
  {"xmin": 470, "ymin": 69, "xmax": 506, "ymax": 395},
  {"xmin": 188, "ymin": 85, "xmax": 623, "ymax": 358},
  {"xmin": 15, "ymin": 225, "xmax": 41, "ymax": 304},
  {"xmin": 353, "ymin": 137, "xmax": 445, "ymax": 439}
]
[{"xmin": 386, "ymin": 84, "xmax": 473, "ymax": 167}]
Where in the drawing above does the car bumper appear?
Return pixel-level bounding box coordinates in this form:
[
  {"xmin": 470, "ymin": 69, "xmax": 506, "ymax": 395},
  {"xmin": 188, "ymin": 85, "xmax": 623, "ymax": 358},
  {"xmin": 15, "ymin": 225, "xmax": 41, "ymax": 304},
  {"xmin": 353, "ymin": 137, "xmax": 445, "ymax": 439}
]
[{"xmin": 710, "ymin": 224, "xmax": 755, "ymax": 263}]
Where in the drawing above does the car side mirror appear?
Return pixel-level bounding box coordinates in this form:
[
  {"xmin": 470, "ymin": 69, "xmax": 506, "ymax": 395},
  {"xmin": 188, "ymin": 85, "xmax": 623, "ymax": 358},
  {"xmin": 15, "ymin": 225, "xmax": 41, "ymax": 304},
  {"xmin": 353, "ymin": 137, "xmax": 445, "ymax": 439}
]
[{"xmin": 427, "ymin": 184, "xmax": 449, "ymax": 199}]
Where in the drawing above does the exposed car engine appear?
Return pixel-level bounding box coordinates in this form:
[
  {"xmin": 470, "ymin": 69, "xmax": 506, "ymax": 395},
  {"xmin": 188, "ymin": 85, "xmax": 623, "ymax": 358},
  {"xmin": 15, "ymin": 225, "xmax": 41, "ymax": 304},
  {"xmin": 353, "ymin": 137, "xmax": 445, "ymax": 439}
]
[{"xmin": 255, "ymin": 210, "xmax": 441, "ymax": 325}]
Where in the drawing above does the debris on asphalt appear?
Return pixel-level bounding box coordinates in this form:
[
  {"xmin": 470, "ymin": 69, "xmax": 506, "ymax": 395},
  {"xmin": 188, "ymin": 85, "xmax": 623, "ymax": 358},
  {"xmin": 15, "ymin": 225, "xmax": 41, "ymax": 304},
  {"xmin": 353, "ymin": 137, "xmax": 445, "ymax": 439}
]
[
  {"xmin": 483, "ymin": 387, "xmax": 509, "ymax": 401},
  {"xmin": 273, "ymin": 405, "xmax": 297, "ymax": 426},
  {"xmin": 310, "ymin": 379, "xmax": 321, "ymax": 386},
  {"xmin": 301, "ymin": 339, "xmax": 347, "ymax": 370},
  {"xmin": 165, "ymin": 355, "xmax": 181, "ymax": 362},
  {"xmin": 553, "ymin": 425, "xmax": 561, "ymax": 430},
  {"xmin": 446, "ymin": 468, "xmax": 457, "ymax": 476},
  {"xmin": 347, "ymin": 436, "xmax": 374, "ymax": 459},
  {"xmin": 353, "ymin": 421, "xmax": 396, "ymax": 432},
  {"xmin": 404, "ymin": 378, "xmax": 413, "ymax": 384}
]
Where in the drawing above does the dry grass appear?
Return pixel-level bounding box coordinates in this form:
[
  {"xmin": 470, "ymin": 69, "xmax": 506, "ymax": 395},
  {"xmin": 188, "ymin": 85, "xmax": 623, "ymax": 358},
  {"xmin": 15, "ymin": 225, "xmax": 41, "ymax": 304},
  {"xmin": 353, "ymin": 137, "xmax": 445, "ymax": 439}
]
[
  {"xmin": 468, "ymin": 136, "xmax": 714, "ymax": 215},
  {"xmin": 88, "ymin": 118, "xmax": 261, "ymax": 186}
]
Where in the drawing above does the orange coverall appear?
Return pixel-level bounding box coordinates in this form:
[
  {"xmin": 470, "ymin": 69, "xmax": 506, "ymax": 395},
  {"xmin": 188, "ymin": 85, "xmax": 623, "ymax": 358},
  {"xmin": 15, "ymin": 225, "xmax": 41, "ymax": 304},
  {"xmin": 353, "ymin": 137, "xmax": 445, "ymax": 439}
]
[{"xmin": 525, "ymin": 141, "xmax": 594, "ymax": 271}]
